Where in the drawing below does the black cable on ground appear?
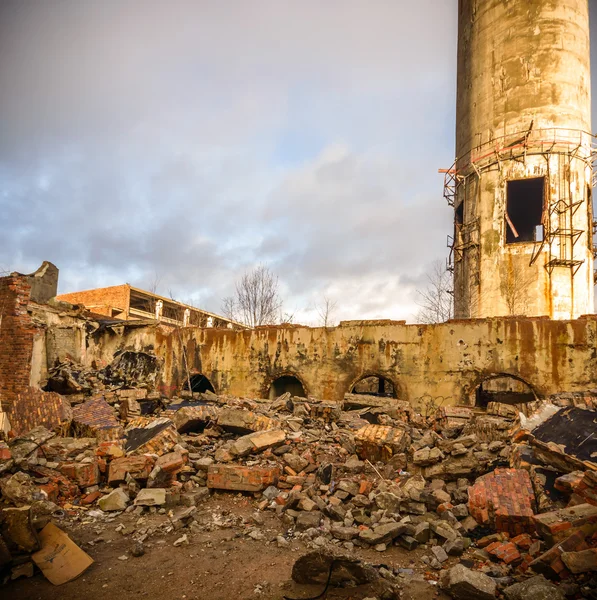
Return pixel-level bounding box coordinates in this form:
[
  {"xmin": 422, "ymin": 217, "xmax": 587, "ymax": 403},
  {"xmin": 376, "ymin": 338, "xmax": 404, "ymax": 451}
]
[{"xmin": 283, "ymin": 558, "xmax": 339, "ymax": 600}]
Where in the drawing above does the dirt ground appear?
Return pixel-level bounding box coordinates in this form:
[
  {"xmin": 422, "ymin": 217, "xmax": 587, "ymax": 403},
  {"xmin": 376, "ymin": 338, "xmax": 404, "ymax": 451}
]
[{"xmin": 6, "ymin": 494, "xmax": 452, "ymax": 600}]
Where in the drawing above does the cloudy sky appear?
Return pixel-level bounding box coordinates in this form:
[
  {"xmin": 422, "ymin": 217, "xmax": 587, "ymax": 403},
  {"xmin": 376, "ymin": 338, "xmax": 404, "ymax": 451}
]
[{"xmin": 1, "ymin": 1, "xmax": 596, "ymax": 324}]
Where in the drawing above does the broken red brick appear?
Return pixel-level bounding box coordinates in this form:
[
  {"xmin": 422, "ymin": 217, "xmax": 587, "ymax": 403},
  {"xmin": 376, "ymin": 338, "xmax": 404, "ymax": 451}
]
[
  {"xmin": 58, "ymin": 461, "xmax": 100, "ymax": 488},
  {"xmin": 533, "ymin": 503, "xmax": 597, "ymax": 547},
  {"xmin": 511, "ymin": 533, "xmax": 533, "ymax": 550},
  {"xmin": 468, "ymin": 468, "xmax": 536, "ymax": 535},
  {"xmin": 72, "ymin": 396, "xmax": 123, "ymax": 441},
  {"xmin": 207, "ymin": 464, "xmax": 279, "ymax": 492},
  {"xmin": 108, "ymin": 455, "xmax": 156, "ymax": 485},
  {"xmin": 359, "ymin": 480, "xmax": 373, "ymax": 496},
  {"xmin": 8, "ymin": 389, "xmax": 73, "ymax": 435},
  {"xmin": 530, "ymin": 523, "xmax": 597, "ymax": 580},
  {"xmin": 81, "ymin": 491, "xmax": 101, "ymax": 505},
  {"xmin": 569, "ymin": 471, "xmax": 597, "ymax": 507},
  {"xmin": 477, "ymin": 533, "xmax": 507, "ymax": 548},
  {"xmin": 155, "ymin": 451, "xmax": 186, "ymax": 474},
  {"xmin": 354, "ymin": 425, "xmax": 409, "ymax": 462},
  {"xmin": 485, "ymin": 541, "xmax": 522, "ymax": 565},
  {"xmin": 554, "ymin": 471, "xmax": 584, "ymax": 494},
  {"xmin": 0, "ymin": 442, "xmax": 11, "ymax": 461},
  {"xmin": 95, "ymin": 440, "xmax": 125, "ymax": 458},
  {"xmin": 28, "ymin": 465, "xmax": 79, "ymax": 503},
  {"xmin": 37, "ymin": 482, "xmax": 59, "ymax": 503},
  {"xmin": 124, "ymin": 417, "xmax": 182, "ymax": 456},
  {"xmin": 437, "ymin": 502, "xmax": 454, "ymax": 514},
  {"xmin": 518, "ymin": 553, "xmax": 533, "ymax": 573}
]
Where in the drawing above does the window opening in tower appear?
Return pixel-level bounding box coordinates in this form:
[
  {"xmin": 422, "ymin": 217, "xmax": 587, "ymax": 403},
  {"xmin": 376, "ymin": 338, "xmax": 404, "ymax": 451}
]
[{"xmin": 505, "ymin": 177, "xmax": 545, "ymax": 244}]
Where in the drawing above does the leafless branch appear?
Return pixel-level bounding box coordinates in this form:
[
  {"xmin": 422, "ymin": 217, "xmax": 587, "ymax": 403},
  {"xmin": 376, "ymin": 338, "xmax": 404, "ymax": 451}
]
[
  {"xmin": 415, "ymin": 260, "xmax": 454, "ymax": 324},
  {"xmin": 503, "ymin": 262, "xmax": 534, "ymax": 315},
  {"xmin": 221, "ymin": 265, "xmax": 283, "ymax": 327},
  {"xmin": 315, "ymin": 296, "xmax": 338, "ymax": 327}
]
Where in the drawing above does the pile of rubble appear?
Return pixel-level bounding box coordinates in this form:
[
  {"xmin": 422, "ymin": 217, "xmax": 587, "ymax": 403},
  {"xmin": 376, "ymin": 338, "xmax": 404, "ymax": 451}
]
[{"xmin": 1, "ymin": 384, "xmax": 596, "ymax": 598}]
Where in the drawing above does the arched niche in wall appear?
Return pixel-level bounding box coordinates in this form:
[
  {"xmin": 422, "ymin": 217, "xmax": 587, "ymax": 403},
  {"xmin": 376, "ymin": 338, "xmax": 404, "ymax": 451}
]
[
  {"xmin": 474, "ymin": 373, "xmax": 537, "ymax": 410},
  {"xmin": 185, "ymin": 373, "xmax": 216, "ymax": 394},
  {"xmin": 268, "ymin": 375, "xmax": 307, "ymax": 400},
  {"xmin": 349, "ymin": 374, "xmax": 398, "ymax": 398}
]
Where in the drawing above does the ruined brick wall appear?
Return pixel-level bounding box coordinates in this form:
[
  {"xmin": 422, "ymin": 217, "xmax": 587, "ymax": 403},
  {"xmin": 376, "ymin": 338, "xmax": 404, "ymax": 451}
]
[
  {"xmin": 0, "ymin": 274, "xmax": 37, "ymax": 411},
  {"xmin": 57, "ymin": 284, "xmax": 130, "ymax": 317}
]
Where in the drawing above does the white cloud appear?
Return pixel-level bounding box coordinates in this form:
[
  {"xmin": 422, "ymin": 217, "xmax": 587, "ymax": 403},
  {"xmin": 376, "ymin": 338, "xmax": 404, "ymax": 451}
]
[{"xmin": 0, "ymin": 0, "xmax": 595, "ymax": 323}]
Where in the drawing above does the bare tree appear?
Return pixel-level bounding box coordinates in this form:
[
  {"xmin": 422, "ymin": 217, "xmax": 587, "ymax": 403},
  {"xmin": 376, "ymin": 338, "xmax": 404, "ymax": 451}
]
[
  {"xmin": 503, "ymin": 261, "xmax": 534, "ymax": 315},
  {"xmin": 222, "ymin": 265, "xmax": 283, "ymax": 327},
  {"xmin": 415, "ymin": 260, "xmax": 454, "ymax": 324},
  {"xmin": 315, "ymin": 296, "xmax": 338, "ymax": 327}
]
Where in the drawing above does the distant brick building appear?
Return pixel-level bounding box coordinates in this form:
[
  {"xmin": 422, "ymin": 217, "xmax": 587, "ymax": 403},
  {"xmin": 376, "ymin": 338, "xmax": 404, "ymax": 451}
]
[{"xmin": 57, "ymin": 284, "xmax": 245, "ymax": 329}]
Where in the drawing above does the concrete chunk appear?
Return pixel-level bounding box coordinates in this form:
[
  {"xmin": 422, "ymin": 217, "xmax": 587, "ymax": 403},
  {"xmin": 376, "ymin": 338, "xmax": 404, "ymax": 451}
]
[
  {"xmin": 217, "ymin": 408, "xmax": 278, "ymax": 434},
  {"xmin": 1, "ymin": 507, "xmax": 40, "ymax": 552},
  {"xmin": 98, "ymin": 488, "xmax": 129, "ymax": 511},
  {"xmin": 439, "ymin": 564, "xmax": 496, "ymax": 600},
  {"xmin": 134, "ymin": 488, "xmax": 167, "ymax": 506},
  {"xmin": 503, "ymin": 575, "xmax": 565, "ymax": 600},
  {"xmin": 358, "ymin": 522, "xmax": 406, "ymax": 545},
  {"xmin": 230, "ymin": 429, "xmax": 286, "ymax": 457}
]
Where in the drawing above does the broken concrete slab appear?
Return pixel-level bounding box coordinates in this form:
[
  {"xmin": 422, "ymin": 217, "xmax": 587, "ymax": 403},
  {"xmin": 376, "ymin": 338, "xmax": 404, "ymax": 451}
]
[
  {"xmin": 229, "ymin": 429, "xmax": 286, "ymax": 457},
  {"xmin": 439, "ymin": 563, "xmax": 496, "ymax": 600},
  {"xmin": 171, "ymin": 405, "xmax": 219, "ymax": 433},
  {"xmin": 0, "ymin": 472, "xmax": 46, "ymax": 506},
  {"xmin": 291, "ymin": 551, "xmax": 379, "ymax": 586},
  {"xmin": 358, "ymin": 523, "xmax": 406, "ymax": 545},
  {"xmin": 532, "ymin": 407, "xmax": 597, "ymax": 464},
  {"xmin": 98, "ymin": 488, "xmax": 129, "ymax": 511},
  {"xmin": 134, "ymin": 488, "xmax": 167, "ymax": 506},
  {"xmin": 343, "ymin": 393, "xmax": 411, "ymax": 414},
  {"xmin": 530, "ymin": 436, "xmax": 595, "ymax": 474},
  {"xmin": 561, "ymin": 548, "xmax": 597, "ymax": 574},
  {"xmin": 503, "ymin": 575, "xmax": 565, "ymax": 600},
  {"xmin": 217, "ymin": 408, "xmax": 278, "ymax": 434},
  {"xmin": 295, "ymin": 511, "xmax": 322, "ymax": 531},
  {"xmin": 9, "ymin": 426, "xmax": 56, "ymax": 460},
  {"xmin": 434, "ymin": 407, "xmax": 472, "ymax": 435},
  {"xmin": 1, "ymin": 506, "xmax": 40, "ymax": 552}
]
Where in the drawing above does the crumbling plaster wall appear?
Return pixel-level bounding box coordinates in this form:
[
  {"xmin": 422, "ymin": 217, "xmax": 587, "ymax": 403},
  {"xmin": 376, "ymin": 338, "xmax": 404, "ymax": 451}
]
[
  {"xmin": 82, "ymin": 316, "xmax": 597, "ymax": 412},
  {"xmin": 5, "ymin": 269, "xmax": 597, "ymax": 415}
]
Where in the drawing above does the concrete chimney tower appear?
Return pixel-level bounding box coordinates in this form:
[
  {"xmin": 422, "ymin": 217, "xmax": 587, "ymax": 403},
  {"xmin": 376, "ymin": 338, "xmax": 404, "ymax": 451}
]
[{"xmin": 446, "ymin": 0, "xmax": 594, "ymax": 319}]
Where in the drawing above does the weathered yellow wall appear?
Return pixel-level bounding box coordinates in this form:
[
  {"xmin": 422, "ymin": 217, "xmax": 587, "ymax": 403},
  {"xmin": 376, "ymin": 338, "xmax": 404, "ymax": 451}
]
[{"xmin": 80, "ymin": 316, "xmax": 597, "ymax": 412}]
